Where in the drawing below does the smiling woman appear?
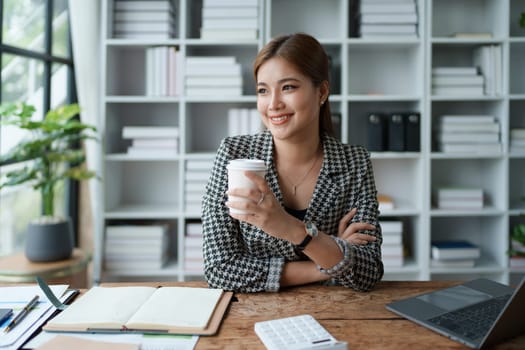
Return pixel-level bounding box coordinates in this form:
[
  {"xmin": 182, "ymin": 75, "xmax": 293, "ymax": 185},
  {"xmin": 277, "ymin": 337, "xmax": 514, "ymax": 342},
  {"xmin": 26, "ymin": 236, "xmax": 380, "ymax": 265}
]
[{"xmin": 202, "ymin": 33, "xmax": 384, "ymax": 293}]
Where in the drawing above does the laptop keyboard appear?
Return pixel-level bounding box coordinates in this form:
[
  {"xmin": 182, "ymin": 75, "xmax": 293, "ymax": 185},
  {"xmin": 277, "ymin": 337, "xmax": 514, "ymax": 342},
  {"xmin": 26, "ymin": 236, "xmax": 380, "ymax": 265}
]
[{"xmin": 428, "ymin": 294, "xmax": 511, "ymax": 340}]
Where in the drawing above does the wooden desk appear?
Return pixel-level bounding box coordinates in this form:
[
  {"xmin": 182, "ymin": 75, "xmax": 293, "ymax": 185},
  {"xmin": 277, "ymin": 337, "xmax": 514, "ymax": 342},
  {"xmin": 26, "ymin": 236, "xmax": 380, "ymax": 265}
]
[
  {"xmin": 100, "ymin": 280, "xmax": 525, "ymax": 350},
  {"xmin": 0, "ymin": 248, "xmax": 90, "ymax": 289}
]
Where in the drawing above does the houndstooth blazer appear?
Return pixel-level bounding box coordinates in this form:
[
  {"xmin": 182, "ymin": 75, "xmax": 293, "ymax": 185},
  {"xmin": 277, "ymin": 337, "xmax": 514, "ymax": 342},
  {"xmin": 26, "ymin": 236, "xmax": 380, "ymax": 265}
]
[{"xmin": 202, "ymin": 130, "xmax": 384, "ymax": 292}]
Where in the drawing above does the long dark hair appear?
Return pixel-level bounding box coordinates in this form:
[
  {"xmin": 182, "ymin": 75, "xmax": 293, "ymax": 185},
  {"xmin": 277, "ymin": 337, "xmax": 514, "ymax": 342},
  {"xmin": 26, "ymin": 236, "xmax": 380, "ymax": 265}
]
[{"xmin": 253, "ymin": 33, "xmax": 333, "ymax": 136}]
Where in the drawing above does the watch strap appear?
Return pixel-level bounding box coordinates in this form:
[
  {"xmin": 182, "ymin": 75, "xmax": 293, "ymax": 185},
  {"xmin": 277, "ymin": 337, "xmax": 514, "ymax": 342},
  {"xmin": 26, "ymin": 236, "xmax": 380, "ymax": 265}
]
[{"xmin": 294, "ymin": 234, "xmax": 313, "ymax": 252}]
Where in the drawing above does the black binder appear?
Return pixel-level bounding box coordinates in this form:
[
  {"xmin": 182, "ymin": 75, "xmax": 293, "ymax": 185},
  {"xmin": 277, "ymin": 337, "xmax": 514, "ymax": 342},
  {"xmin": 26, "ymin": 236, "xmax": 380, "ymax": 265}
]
[
  {"xmin": 367, "ymin": 113, "xmax": 387, "ymax": 151},
  {"xmin": 404, "ymin": 112, "xmax": 420, "ymax": 151},
  {"xmin": 388, "ymin": 113, "xmax": 405, "ymax": 151}
]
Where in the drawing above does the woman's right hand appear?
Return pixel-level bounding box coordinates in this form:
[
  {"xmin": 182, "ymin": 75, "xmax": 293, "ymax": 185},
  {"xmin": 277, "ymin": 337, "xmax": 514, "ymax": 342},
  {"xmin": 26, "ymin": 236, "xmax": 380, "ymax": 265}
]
[{"xmin": 338, "ymin": 208, "xmax": 377, "ymax": 245}]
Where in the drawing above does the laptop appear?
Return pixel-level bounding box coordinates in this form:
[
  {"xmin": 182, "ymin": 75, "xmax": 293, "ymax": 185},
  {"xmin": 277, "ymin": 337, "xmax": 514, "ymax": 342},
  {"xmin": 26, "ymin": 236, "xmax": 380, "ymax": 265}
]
[{"xmin": 386, "ymin": 278, "xmax": 525, "ymax": 349}]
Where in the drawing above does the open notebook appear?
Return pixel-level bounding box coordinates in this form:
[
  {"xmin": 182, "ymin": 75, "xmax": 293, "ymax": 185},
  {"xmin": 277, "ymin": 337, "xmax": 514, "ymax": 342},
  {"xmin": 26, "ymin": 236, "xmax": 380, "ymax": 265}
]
[{"xmin": 44, "ymin": 286, "xmax": 233, "ymax": 335}]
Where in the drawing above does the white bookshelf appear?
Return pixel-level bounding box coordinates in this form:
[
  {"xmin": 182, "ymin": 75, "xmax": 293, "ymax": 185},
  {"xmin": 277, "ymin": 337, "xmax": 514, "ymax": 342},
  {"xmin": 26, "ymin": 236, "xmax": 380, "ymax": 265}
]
[{"xmin": 95, "ymin": 0, "xmax": 525, "ymax": 285}]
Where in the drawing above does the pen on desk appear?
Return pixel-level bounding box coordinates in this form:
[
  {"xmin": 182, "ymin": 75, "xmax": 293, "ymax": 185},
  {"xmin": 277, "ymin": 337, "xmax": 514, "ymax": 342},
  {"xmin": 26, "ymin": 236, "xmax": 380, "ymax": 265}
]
[{"xmin": 3, "ymin": 295, "xmax": 39, "ymax": 333}]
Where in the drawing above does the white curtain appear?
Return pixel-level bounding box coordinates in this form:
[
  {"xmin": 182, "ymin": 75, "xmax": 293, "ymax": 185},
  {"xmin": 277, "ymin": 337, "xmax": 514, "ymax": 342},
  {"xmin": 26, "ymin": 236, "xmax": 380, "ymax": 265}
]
[{"xmin": 68, "ymin": 0, "xmax": 103, "ymax": 283}]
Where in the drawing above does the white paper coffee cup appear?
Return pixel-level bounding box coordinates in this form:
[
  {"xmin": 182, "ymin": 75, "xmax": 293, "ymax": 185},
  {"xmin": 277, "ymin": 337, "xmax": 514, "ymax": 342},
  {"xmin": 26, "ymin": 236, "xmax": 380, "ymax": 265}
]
[{"xmin": 227, "ymin": 159, "xmax": 266, "ymax": 214}]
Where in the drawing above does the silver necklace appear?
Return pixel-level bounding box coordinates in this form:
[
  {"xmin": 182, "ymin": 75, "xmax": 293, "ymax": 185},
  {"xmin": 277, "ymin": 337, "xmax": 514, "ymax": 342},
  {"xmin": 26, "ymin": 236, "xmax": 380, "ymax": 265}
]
[{"xmin": 282, "ymin": 152, "xmax": 321, "ymax": 195}]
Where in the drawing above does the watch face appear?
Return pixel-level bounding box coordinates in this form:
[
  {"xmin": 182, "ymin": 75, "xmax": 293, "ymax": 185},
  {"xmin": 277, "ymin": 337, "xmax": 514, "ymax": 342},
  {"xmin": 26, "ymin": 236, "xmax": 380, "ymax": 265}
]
[{"xmin": 306, "ymin": 222, "xmax": 318, "ymax": 237}]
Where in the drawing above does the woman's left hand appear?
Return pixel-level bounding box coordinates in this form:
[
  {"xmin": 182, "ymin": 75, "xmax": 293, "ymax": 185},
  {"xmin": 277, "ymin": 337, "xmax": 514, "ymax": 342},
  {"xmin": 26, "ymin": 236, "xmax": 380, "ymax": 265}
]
[{"xmin": 338, "ymin": 208, "xmax": 377, "ymax": 245}]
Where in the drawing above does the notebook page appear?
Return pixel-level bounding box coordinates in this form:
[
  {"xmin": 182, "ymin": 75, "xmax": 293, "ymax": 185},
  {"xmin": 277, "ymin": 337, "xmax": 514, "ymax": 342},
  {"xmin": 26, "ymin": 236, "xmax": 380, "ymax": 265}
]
[
  {"xmin": 126, "ymin": 287, "xmax": 223, "ymax": 329},
  {"xmin": 48, "ymin": 286, "xmax": 155, "ymax": 328}
]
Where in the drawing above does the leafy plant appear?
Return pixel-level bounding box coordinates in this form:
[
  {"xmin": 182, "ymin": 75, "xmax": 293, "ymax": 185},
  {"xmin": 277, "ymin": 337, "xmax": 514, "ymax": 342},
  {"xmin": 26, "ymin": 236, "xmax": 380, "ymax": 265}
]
[{"xmin": 0, "ymin": 102, "xmax": 97, "ymax": 217}]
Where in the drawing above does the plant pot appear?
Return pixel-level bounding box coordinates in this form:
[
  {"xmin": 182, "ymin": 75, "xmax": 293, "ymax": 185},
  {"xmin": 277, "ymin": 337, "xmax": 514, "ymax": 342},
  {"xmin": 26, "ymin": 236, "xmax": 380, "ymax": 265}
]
[{"xmin": 25, "ymin": 217, "xmax": 74, "ymax": 262}]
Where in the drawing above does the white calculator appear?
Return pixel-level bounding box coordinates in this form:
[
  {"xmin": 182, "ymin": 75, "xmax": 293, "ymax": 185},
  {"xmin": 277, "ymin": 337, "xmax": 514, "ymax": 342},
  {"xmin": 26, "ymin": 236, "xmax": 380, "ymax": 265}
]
[{"xmin": 254, "ymin": 314, "xmax": 348, "ymax": 350}]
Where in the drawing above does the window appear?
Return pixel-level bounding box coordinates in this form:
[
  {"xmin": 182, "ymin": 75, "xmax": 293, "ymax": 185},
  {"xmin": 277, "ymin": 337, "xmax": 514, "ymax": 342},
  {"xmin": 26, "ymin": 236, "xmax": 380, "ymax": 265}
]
[{"xmin": 0, "ymin": 0, "xmax": 75, "ymax": 255}]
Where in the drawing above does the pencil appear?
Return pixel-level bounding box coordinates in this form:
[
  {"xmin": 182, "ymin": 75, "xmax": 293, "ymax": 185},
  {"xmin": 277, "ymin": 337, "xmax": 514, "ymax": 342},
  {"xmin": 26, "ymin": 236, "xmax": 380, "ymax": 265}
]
[{"xmin": 4, "ymin": 295, "xmax": 39, "ymax": 333}]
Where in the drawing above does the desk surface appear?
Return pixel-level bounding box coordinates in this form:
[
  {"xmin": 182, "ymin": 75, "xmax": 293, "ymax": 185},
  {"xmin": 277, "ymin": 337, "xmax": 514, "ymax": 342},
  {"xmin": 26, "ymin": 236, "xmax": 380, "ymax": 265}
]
[{"xmin": 99, "ymin": 280, "xmax": 525, "ymax": 350}]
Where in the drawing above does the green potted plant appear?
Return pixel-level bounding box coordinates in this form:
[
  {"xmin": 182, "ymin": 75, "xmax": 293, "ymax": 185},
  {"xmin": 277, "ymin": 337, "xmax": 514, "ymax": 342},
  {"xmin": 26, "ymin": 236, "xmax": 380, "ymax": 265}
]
[
  {"xmin": 509, "ymin": 213, "xmax": 525, "ymax": 261},
  {"xmin": 0, "ymin": 102, "xmax": 97, "ymax": 262}
]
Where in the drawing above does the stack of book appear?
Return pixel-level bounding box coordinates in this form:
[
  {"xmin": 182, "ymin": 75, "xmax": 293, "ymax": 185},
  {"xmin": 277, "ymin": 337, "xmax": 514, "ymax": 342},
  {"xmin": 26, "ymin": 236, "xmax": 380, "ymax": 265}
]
[
  {"xmin": 381, "ymin": 220, "xmax": 404, "ymax": 267},
  {"xmin": 436, "ymin": 115, "xmax": 501, "ymax": 154},
  {"xmin": 184, "ymin": 222, "xmax": 204, "ymax": 274},
  {"xmin": 435, "ymin": 187, "xmax": 484, "ymax": 210},
  {"xmin": 431, "ymin": 240, "xmax": 480, "ymax": 268},
  {"xmin": 122, "ymin": 126, "xmax": 179, "ymax": 157},
  {"xmin": 378, "ymin": 194, "xmax": 395, "ymax": 212},
  {"xmin": 228, "ymin": 108, "xmax": 261, "ymax": 136},
  {"xmin": 431, "ymin": 67, "xmax": 484, "ymax": 96},
  {"xmin": 185, "ymin": 56, "xmax": 243, "ymax": 96},
  {"xmin": 200, "ymin": 0, "xmax": 259, "ymax": 40},
  {"xmin": 113, "ymin": 0, "xmax": 176, "ymax": 39},
  {"xmin": 473, "ymin": 45, "xmax": 502, "ymax": 96},
  {"xmin": 105, "ymin": 225, "xmax": 169, "ymax": 272},
  {"xmin": 358, "ymin": 0, "xmax": 418, "ymax": 39},
  {"xmin": 145, "ymin": 46, "xmax": 182, "ymax": 97},
  {"xmin": 185, "ymin": 159, "xmax": 214, "ymax": 213},
  {"xmin": 510, "ymin": 128, "xmax": 525, "ymax": 154}
]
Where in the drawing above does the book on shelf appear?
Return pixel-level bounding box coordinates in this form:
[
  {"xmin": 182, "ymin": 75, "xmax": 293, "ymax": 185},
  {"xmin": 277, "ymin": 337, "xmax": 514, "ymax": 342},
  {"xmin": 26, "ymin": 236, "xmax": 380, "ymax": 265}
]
[
  {"xmin": 228, "ymin": 108, "xmax": 261, "ymax": 136},
  {"xmin": 382, "ymin": 234, "xmax": 402, "ymax": 245},
  {"xmin": 511, "ymin": 128, "xmax": 525, "ymax": 140},
  {"xmin": 186, "ymin": 159, "xmax": 214, "ymax": 171},
  {"xmin": 439, "ymin": 143, "xmax": 501, "ymax": 154},
  {"xmin": 203, "ymin": 0, "xmax": 258, "ymax": 7},
  {"xmin": 432, "ymin": 66, "xmax": 479, "ymax": 76},
  {"xmin": 44, "ymin": 286, "xmax": 233, "ymax": 335},
  {"xmin": 114, "ymin": 21, "xmax": 175, "ymax": 33},
  {"xmin": 200, "ymin": 28, "xmax": 258, "ymax": 40},
  {"xmin": 367, "ymin": 113, "xmax": 387, "ymax": 152},
  {"xmin": 114, "ymin": 11, "xmax": 174, "ymax": 22},
  {"xmin": 432, "ymin": 75, "xmax": 484, "ymax": 86},
  {"xmin": 437, "ymin": 188, "xmax": 483, "ymax": 199},
  {"xmin": 377, "ymin": 194, "xmax": 394, "ymax": 211},
  {"xmin": 438, "ymin": 115, "xmax": 496, "ymax": 124},
  {"xmin": 431, "ymin": 258, "xmax": 476, "ymax": 268},
  {"xmin": 186, "ymin": 86, "xmax": 242, "ymax": 97},
  {"xmin": 436, "ymin": 187, "xmax": 484, "ymax": 209},
  {"xmin": 122, "ymin": 126, "xmax": 179, "ymax": 139},
  {"xmin": 359, "ymin": 23, "xmax": 417, "ymax": 34},
  {"xmin": 432, "ymin": 86, "xmax": 484, "ymax": 96},
  {"xmin": 360, "ymin": 13, "xmax": 417, "ymax": 24},
  {"xmin": 382, "ymin": 244, "xmax": 404, "ymax": 257},
  {"xmin": 436, "ymin": 132, "xmax": 499, "ymax": 143},
  {"xmin": 186, "ymin": 222, "xmax": 203, "ymax": 236},
  {"xmin": 114, "ymin": 0, "xmax": 173, "ymax": 11},
  {"xmin": 202, "ymin": 6, "xmax": 258, "ymax": 18},
  {"xmin": 185, "ymin": 76, "xmax": 243, "ymax": 87},
  {"xmin": 387, "ymin": 113, "xmax": 405, "ymax": 152},
  {"xmin": 131, "ymin": 138, "xmax": 178, "ymax": 148},
  {"xmin": 360, "ymin": 2, "xmax": 416, "ymax": 13},
  {"xmin": 185, "ymin": 59, "xmax": 242, "ymax": 76},
  {"xmin": 437, "ymin": 122, "xmax": 500, "ymax": 133},
  {"xmin": 126, "ymin": 147, "xmax": 178, "ymax": 158},
  {"xmin": 380, "ymin": 220, "xmax": 403, "ymax": 234},
  {"xmin": 405, "ymin": 112, "xmax": 420, "ymax": 152},
  {"xmin": 473, "ymin": 45, "xmax": 502, "ymax": 96},
  {"xmin": 202, "ymin": 17, "xmax": 258, "ymax": 29},
  {"xmin": 431, "ymin": 240, "xmax": 481, "ymax": 260},
  {"xmin": 449, "ymin": 32, "xmax": 493, "ymax": 39}
]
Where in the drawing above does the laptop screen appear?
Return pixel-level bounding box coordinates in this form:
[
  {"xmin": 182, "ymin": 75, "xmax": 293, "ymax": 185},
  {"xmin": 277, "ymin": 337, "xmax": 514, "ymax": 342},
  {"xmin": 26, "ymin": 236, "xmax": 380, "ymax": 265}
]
[{"xmin": 417, "ymin": 285, "xmax": 493, "ymax": 311}]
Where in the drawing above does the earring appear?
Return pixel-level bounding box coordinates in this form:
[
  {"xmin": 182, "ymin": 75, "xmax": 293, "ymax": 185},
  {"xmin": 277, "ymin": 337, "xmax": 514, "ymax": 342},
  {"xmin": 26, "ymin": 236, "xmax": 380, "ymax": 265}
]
[{"xmin": 320, "ymin": 100, "xmax": 325, "ymax": 106}]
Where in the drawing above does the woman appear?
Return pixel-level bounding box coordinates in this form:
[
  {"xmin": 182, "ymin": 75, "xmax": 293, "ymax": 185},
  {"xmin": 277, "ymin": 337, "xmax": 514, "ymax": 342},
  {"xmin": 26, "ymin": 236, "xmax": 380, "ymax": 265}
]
[{"xmin": 202, "ymin": 33, "xmax": 383, "ymax": 292}]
